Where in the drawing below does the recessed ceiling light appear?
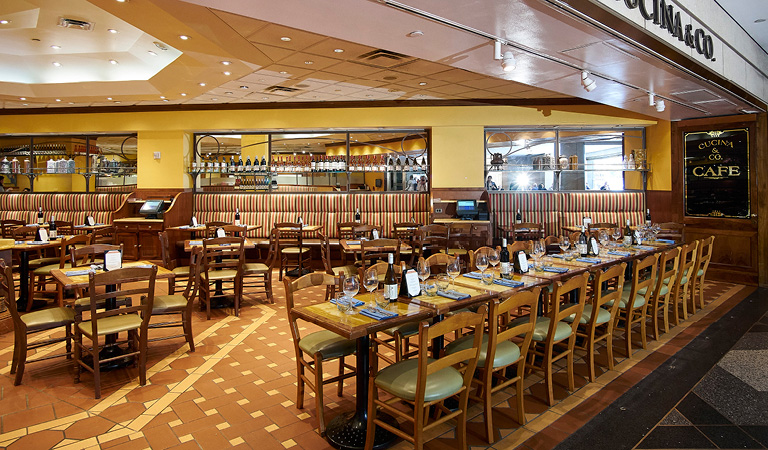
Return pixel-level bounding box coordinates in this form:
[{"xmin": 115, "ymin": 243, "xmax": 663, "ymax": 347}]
[
  {"xmin": 755, "ymin": 18, "xmax": 766, "ymax": 23},
  {"xmin": 240, "ymin": 85, "xmax": 249, "ymax": 90},
  {"xmin": 407, "ymin": 30, "xmax": 424, "ymax": 37},
  {"xmin": 109, "ymin": 59, "xmax": 118, "ymax": 65},
  {"xmin": 279, "ymin": 71, "xmax": 288, "ymax": 75},
  {"xmin": 55, "ymin": 99, "xmax": 61, "ymax": 102},
  {"xmin": 153, "ymin": 41, "xmax": 168, "ymax": 51},
  {"xmin": 163, "ymin": 99, "xmax": 169, "ymax": 102},
  {"xmin": 116, "ymin": 0, "xmax": 127, "ymax": 3},
  {"xmin": 211, "ymin": 98, "xmax": 218, "ymax": 101},
  {"xmin": 160, "ymin": 96, "xmax": 166, "ymax": 99},
  {"xmin": 418, "ymin": 82, "xmax": 427, "ymax": 86},
  {"xmin": 147, "ymin": 51, "xmax": 157, "ymax": 56},
  {"xmin": 114, "ymin": 101, "xmax": 121, "ymax": 103},
  {"xmin": 334, "ymin": 48, "xmax": 344, "ymax": 53},
  {"xmin": 224, "ymin": 91, "xmax": 233, "ymax": 95},
  {"xmin": 223, "ymin": 71, "xmax": 231, "ymax": 76},
  {"xmin": 108, "ymin": 28, "xmax": 118, "ymax": 34},
  {"xmin": 180, "ymin": 93, "xmax": 187, "ymax": 96},
  {"xmin": 68, "ymin": 102, "xmax": 74, "ymax": 104},
  {"xmin": 304, "ymin": 61, "xmax": 313, "ymax": 65},
  {"xmin": 280, "ymin": 36, "xmax": 291, "ymax": 41},
  {"xmin": 50, "ymin": 45, "xmax": 61, "ymax": 49},
  {"xmin": 198, "ymin": 82, "xmax": 206, "ymax": 86},
  {"xmin": 19, "ymin": 97, "xmax": 25, "ymax": 100},
  {"xmin": 221, "ymin": 61, "xmax": 232, "ymax": 65},
  {"xmin": 52, "ymin": 62, "xmax": 61, "ymax": 67},
  {"xmin": 107, "ymin": 97, "xmax": 112, "ymax": 100},
  {"xmin": 0, "ymin": 20, "xmax": 10, "ymax": 25},
  {"xmin": 22, "ymin": 103, "xmax": 28, "ymax": 106},
  {"xmin": 179, "ymin": 35, "xmax": 190, "ymax": 40}
]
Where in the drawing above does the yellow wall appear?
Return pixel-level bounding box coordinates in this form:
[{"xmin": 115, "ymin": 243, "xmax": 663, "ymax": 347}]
[
  {"xmin": 0, "ymin": 105, "xmax": 660, "ymax": 190},
  {"xmin": 646, "ymin": 120, "xmax": 672, "ymax": 191}
]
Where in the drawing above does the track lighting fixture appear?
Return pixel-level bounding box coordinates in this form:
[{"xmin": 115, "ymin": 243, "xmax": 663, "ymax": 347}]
[
  {"xmin": 494, "ymin": 41, "xmax": 516, "ymax": 72},
  {"xmin": 581, "ymin": 71, "xmax": 596, "ymax": 92},
  {"xmin": 649, "ymin": 93, "xmax": 666, "ymax": 112}
]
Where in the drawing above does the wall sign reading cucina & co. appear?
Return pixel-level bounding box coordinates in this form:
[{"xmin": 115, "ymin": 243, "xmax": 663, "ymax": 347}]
[{"xmin": 684, "ymin": 128, "xmax": 749, "ymax": 218}]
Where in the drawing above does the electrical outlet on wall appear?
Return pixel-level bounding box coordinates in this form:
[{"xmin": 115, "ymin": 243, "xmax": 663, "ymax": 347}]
[{"xmin": 435, "ymin": 208, "xmax": 443, "ymax": 214}]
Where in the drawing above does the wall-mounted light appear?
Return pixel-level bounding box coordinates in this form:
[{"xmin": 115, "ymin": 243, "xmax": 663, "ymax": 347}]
[
  {"xmin": 581, "ymin": 71, "xmax": 596, "ymax": 92},
  {"xmin": 494, "ymin": 41, "xmax": 516, "ymax": 72}
]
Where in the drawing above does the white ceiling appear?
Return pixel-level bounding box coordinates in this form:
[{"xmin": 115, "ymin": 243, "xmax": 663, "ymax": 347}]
[
  {"xmin": 716, "ymin": 0, "xmax": 768, "ymax": 55},
  {"xmin": 0, "ymin": 0, "xmax": 764, "ymax": 120}
]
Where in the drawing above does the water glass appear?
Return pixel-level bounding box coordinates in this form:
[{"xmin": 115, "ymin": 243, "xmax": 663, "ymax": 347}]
[
  {"xmin": 374, "ymin": 292, "xmax": 389, "ymax": 309},
  {"xmin": 475, "ymin": 252, "xmax": 488, "ymax": 274},
  {"xmin": 487, "ymin": 249, "xmax": 499, "ymax": 269},
  {"xmin": 447, "ymin": 259, "xmax": 461, "ymax": 288},
  {"xmin": 480, "ymin": 270, "xmax": 494, "ymax": 285},
  {"xmin": 344, "ymin": 275, "xmax": 359, "ymax": 298},
  {"xmin": 559, "ymin": 235, "xmax": 570, "ymax": 253},
  {"xmin": 436, "ymin": 274, "xmax": 450, "ymax": 291},
  {"xmin": 424, "ymin": 278, "xmax": 438, "ymax": 296},
  {"xmin": 416, "ymin": 258, "xmax": 430, "ymax": 289},
  {"xmin": 335, "ymin": 294, "xmax": 353, "ymax": 314}
]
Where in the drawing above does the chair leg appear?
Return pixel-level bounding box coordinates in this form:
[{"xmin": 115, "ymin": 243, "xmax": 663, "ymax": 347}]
[
  {"xmin": 337, "ymin": 357, "xmax": 345, "ymax": 397},
  {"xmin": 586, "ymin": 339, "xmax": 596, "ymax": 383},
  {"xmin": 183, "ymin": 310, "xmax": 195, "ymax": 352},
  {"xmin": 139, "ymin": 329, "xmax": 148, "ymax": 386},
  {"xmin": 92, "ymin": 339, "xmax": 101, "ymax": 399},
  {"xmin": 13, "ymin": 332, "xmax": 26, "ymax": 386},
  {"xmin": 296, "ymin": 360, "xmax": 305, "ymax": 410},
  {"xmin": 456, "ymin": 398, "xmax": 468, "ymax": 450},
  {"xmin": 482, "ymin": 370, "xmax": 494, "ymax": 443},
  {"xmin": 65, "ymin": 325, "xmax": 72, "ymax": 359},
  {"xmin": 566, "ymin": 346, "xmax": 575, "ymax": 393},
  {"xmin": 314, "ymin": 355, "xmax": 326, "ymax": 434},
  {"xmin": 516, "ymin": 369, "xmax": 527, "ymax": 425},
  {"xmin": 606, "ymin": 330, "xmax": 615, "ymax": 370},
  {"xmin": 544, "ymin": 349, "xmax": 555, "ymax": 406},
  {"xmin": 74, "ymin": 330, "xmax": 82, "ymax": 384}
]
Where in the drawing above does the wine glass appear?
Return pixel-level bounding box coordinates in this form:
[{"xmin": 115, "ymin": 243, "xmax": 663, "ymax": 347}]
[
  {"xmin": 363, "ymin": 269, "xmax": 378, "ymax": 306},
  {"xmin": 487, "ymin": 249, "xmax": 499, "ymax": 272},
  {"xmin": 475, "ymin": 252, "xmax": 488, "ymax": 275},
  {"xmin": 559, "ymin": 235, "xmax": 570, "ymax": 254},
  {"xmin": 416, "ymin": 258, "xmax": 431, "ymax": 291},
  {"xmin": 532, "ymin": 240, "xmax": 546, "ymax": 271},
  {"xmin": 446, "ymin": 258, "xmax": 461, "ymax": 288},
  {"xmin": 612, "ymin": 227, "xmax": 622, "ymax": 247},
  {"xmin": 343, "ymin": 275, "xmax": 359, "ymax": 301}
]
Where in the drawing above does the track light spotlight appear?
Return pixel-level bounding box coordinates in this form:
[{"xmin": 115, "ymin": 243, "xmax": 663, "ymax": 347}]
[
  {"xmin": 649, "ymin": 93, "xmax": 666, "ymax": 112},
  {"xmin": 494, "ymin": 40, "xmax": 516, "ymax": 72},
  {"xmin": 655, "ymin": 99, "xmax": 665, "ymax": 112},
  {"xmin": 581, "ymin": 71, "xmax": 596, "ymax": 92}
]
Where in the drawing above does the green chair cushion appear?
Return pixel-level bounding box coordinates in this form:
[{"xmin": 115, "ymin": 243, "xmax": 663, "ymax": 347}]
[
  {"xmin": 444, "ymin": 333, "xmax": 520, "ymax": 369},
  {"xmin": 29, "ymin": 256, "xmax": 60, "ymax": 267},
  {"xmin": 78, "ymin": 314, "xmax": 143, "ymax": 337},
  {"xmin": 680, "ymin": 275, "xmax": 688, "ymax": 285},
  {"xmin": 22, "ymin": 307, "xmax": 75, "ymax": 332},
  {"xmin": 446, "ymin": 248, "xmax": 468, "ymax": 256},
  {"xmin": 638, "ymin": 283, "xmax": 668, "ymax": 297},
  {"xmin": 382, "ymin": 321, "xmax": 420, "ymax": 338},
  {"xmin": 697, "ymin": 268, "xmax": 704, "ymax": 277},
  {"xmin": 562, "ymin": 304, "xmax": 611, "ymax": 325},
  {"xmin": 332, "ymin": 265, "xmax": 358, "ymax": 277},
  {"xmin": 149, "ymin": 294, "xmax": 188, "ymax": 313},
  {"xmin": 606, "ymin": 289, "xmax": 646, "ymax": 309},
  {"xmin": 375, "ymin": 358, "xmax": 463, "ymax": 402},
  {"xmin": 299, "ymin": 330, "xmax": 356, "ymax": 360},
  {"xmin": 282, "ymin": 247, "xmax": 310, "ymax": 254},
  {"xmin": 206, "ymin": 269, "xmax": 240, "ymax": 281},
  {"xmin": 517, "ymin": 316, "xmax": 572, "ymax": 342},
  {"xmin": 244, "ymin": 262, "xmax": 270, "ymax": 274},
  {"xmin": 172, "ymin": 266, "xmax": 190, "ymax": 277},
  {"xmin": 33, "ymin": 262, "xmax": 73, "ymax": 275}
]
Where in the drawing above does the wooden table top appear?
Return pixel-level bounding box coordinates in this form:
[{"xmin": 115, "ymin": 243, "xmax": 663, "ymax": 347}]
[
  {"xmin": 291, "ymin": 292, "xmax": 435, "ymax": 340},
  {"xmin": 403, "ymin": 283, "xmax": 499, "ymax": 315},
  {"xmin": 276, "ymin": 224, "xmax": 323, "ymax": 232},
  {"xmin": 168, "ymin": 224, "xmax": 262, "ymax": 233},
  {"xmin": 454, "ymin": 271, "xmax": 550, "ymax": 295},
  {"xmin": 184, "ymin": 238, "xmax": 257, "ymax": 252},
  {"xmin": 12, "ymin": 236, "xmax": 72, "ymax": 251},
  {"xmin": 72, "ymin": 223, "xmax": 111, "ymax": 232},
  {"xmin": 340, "ymin": 239, "xmax": 413, "ymax": 252},
  {"xmin": 51, "ymin": 261, "xmax": 174, "ymax": 290}
]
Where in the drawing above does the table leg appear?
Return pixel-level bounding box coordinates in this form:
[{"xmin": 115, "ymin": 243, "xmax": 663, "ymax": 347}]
[
  {"xmin": 325, "ymin": 335, "xmax": 398, "ymax": 450},
  {"xmin": 16, "ymin": 251, "xmax": 29, "ymax": 311}
]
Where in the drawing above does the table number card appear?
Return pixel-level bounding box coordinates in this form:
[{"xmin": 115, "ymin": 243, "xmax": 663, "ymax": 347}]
[
  {"xmin": 190, "ymin": 216, "xmax": 198, "ymax": 227},
  {"xmin": 216, "ymin": 227, "xmax": 226, "ymax": 238},
  {"xmin": 36, "ymin": 227, "xmax": 49, "ymax": 243},
  {"xmin": 404, "ymin": 270, "xmax": 420, "ymax": 297},
  {"xmin": 372, "ymin": 229, "xmax": 379, "ymax": 240},
  {"xmin": 516, "ymin": 251, "xmax": 528, "ymax": 273},
  {"xmin": 590, "ymin": 237, "xmax": 599, "ymax": 255},
  {"xmin": 104, "ymin": 249, "xmax": 122, "ymax": 271},
  {"xmin": 86, "ymin": 216, "xmax": 95, "ymax": 226}
]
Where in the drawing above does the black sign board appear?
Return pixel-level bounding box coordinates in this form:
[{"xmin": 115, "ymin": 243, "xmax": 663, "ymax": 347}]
[{"xmin": 684, "ymin": 128, "xmax": 749, "ymax": 218}]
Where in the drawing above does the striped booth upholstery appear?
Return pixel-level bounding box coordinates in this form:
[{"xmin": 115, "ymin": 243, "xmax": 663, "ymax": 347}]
[
  {"xmin": 490, "ymin": 192, "xmax": 562, "ymax": 237},
  {"xmin": 0, "ymin": 193, "xmax": 129, "ymax": 225},
  {"xmin": 193, "ymin": 193, "xmax": 431, "ymax": 239},
  {"xmin": 560, "ymin": 192, "xmax": 645, "ymax": 229}
]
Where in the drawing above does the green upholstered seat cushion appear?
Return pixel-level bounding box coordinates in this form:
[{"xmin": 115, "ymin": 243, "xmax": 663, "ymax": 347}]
[
  {"xmin": 510, "ymin": 316, "xmax": 572, "ymax": 342},
  {"xmin": 74, "ymin": 297, "xmax": 124, "ymax": 310},
  {"xmin": 299, "ymin": 330, "xmax": 356, "ymax": 360},
  {"xmin": 206, "ymin": 269, "xmax": 240, "ymax": 281},
  {"xmin": 172, "ymin": 266, "xmax": 190, "ymax": 277},
  {"xmin": 606, "ymin": 287, "xmax": 647, "ymax": 309},
  {"xmin": 282, "ymin": 247, "xmax": 310, "ymax": 254},
  {"xmin": 680, "ymin": 275, "xmax": 688, "ymax": 285},
  {"xmin": 382, "ymin": 321, "xmax": 420, "ymax": 338},
  {"xmin": 446, "ymin": 248, "xmax": 468, "ymax": 256},
  {"xmin": 444, "ymin": 333, "xmax": 521, "ymax": 369},
  {"xmin": 638, "ymin": 281, "xmax": 669, "ymax": 297},
  {"xmin": 332, "ymin": 265, "xmax": 358, "ymax": 277},
  {"xmin": 374, "ymin": 358, "xmax": 463, "ymax": 402},
  {"xmin": 148, "ymin": 294, "xmax": 188, "ymax": 313},
  {"xmin": 244, "ymin": 262, "xmax": 269, "ymax": 273},
  {"xmin": 697, "ymin": 268, "xmax": 704, "ymax": 277},
  {"xmin": 33, "ymin": 262, "xmax": 73, "ymax": 275},
  {"xmin": 78, "ymin": 314, "xmax": 143, "ymax": 337},
  {"xmin": 22, "ymin": 307, "xmax": 75, "ymax": 332},
  {"xmin": 29, "ymin": 256, "xmax": 60, "ymax": 267},
  {"xmin": 562, "ymin": 304, "xmax": 611, "ymax": 325}
]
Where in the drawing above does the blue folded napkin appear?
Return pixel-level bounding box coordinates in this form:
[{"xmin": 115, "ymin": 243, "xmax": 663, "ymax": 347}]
[
  {"xmin": 550, "ymin": 253, "xmax": 565, "ymax": 259},
  {"xmin": 346, "ymin": 240, "xmax": 361, "ymax": 245},
  {"xmin": 576, "ymin": 258, "xmax": 601, "ymax": 264},
  {"xmin": 463, "ymin": 272, "xmax": 482, "ymax": 279},
  {"xmin": 29, "ymin": 241, "xmax": 48, "ymax": 245},
  {"xmin": 437, "ymin": 290, "xmax": 471, "ymax": 300},
  {"xmin": 495, "ymin": 279, "xmax": 524, "ymax": 287},
  {"xmin": 132, "ymin": 264, "xmax": 154, "ymax": 269},
  {"xmin": 635, "ymin": 245, "xmax": 655, "ymax": 251},
  {"xmin": 359, "ymin": 307, "xmax": 398, "ymax": 320},
  {"xmin": 189, "ymin": 240, "xmax": 203, "ymax": 246},
  {"xmin": 330, "ymin": 297, "xmax": 365, "ymax": 307},
  {"xmin": 543, "ymin": 266, "xmax": 569, "ymax": 273},
  {"xmin": 608, "ymin": 250, "xmax": 631, "ymax": 256},
  {"xmin": 179, "ymin": 225, "xmax": 190, "ymax": 229},
  {"xmin": 66, "ymin": 269, "xmax": 92, "ymax": 276},
  {"xmin": 654, "ymin": 238, "xmax": 675, "ymax": 244}
]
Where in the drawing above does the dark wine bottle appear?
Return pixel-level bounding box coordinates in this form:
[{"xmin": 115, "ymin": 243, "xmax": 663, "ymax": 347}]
[
  {"xmin": 229, "ymin": 156, "xmax": 236, "ymax": 173},
  {"xmin": 515, "ymin": 209, "xmax": 522, "ymax": 224},
  {"xmin": 499, "ymin": 238, "xmax": 510, "ymax": 277},
  {"xmin": 354, "ymin": 208, "xmax": 361, "ymax": 222},
  {"xmin": 623, "ymin": 219, "xmax": 633, "ymax": 246},
  {"xmin": 37, "ymin": 207, "xmax": 44, "ymax": 225},
  {"xmin": 237, "ymin": 156, "xmax": 244, "ymax": 173},
  {"xmin": 645, "ymin": 208, "xmax": 652, "ymax": 226},
  {"xmin": 384, "ymin": 253, "xmax": 398, "ymax": 302},
  {"xmin": 49, "ymin": 215, "xmax": 57, "ymax": 239},
  {"xmin": 578, "ymin": 226, "xmax": 589, "ymax": 257},
  {"xmin": 245, "ymin": 157, "xmax": 252, "ymax": 172},
  {"xmin": 234, "ymin": 207, "xmax": 241, "ymax": 226}
]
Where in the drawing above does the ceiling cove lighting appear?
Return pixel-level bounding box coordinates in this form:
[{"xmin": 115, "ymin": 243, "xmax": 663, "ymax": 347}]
[
  {"xmin": 109, "ymin": 59, "xmax": 118, "ymax": 65},
  {"xmin": 50, "ymin": 45, "xmax": 61, "ymax": 49},
  {"xmin": 221, "ymin": 61, "xmax": 231, "ymax": 65},
  {"xmin": 493, "ymin": 41, "xmax": 516, "ymax": 72},
  {"xmin": 581, "ymin": 71, "xmax": 596, "ymax": 92}
]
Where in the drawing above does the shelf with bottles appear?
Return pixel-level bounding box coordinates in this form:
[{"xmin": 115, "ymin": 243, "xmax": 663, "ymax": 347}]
[{"xmin": 487, "ymin": 163, "xmax": 650, "ymax": 172}]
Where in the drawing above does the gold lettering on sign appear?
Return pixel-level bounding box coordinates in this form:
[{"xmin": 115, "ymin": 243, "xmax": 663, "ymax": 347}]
[{"xmin": 692, "ymin": 165, "xmax": 741, "ymax": 178}]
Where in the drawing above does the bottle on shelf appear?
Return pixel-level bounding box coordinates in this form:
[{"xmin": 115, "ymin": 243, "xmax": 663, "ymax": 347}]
[
  {"xmin": 245, "ymin": 157, "xmax": 252, "ymax": 173},
  {"xmin": 515, "ymin": 209, "xmax": 522, "ymax": 224},
  {"xmin": 383, "ymin": 253, "xmax": 398, "ymax": 302},
  {"xmin": 229, "ymin": 156, "xmax": 235, "ymax": 173},
  {"xmin": 387, "ymin": 156, "xmax": 394, "ymax": 172},
  {"xmin": 297, "ymin": 215, "xmax": 304, "ymax": 227},
  {"xmin": 10, "ymin": 157, "xmax": 19, "ymax": 174},
  {"xmin": 261, "ymin": 156, "xmax": 268, "ymax": 173},
  {"xmin": 420, "ymin": 156, "xmax": 427, "ymax": 171},
  {"xmin": 379, "ymin": 155, "xmax": 387, "ymax": 172},
  {"xmin": 37, "ymin": 206, "xmax": 44, "ymax": 225},
  {"xmin": 310, "ymin": 155, "xmax": 316, "ymax": 172},
  {"xmin": 628, "ymin": 151, "xmax": 636, "ymax": 170},
  {"xmin": 58, "ymin": 156, "xmax": 67, "ymax": 174},
  {"xmin": 623, "ymin": 219, "xmax": 633, "ymax": 246},
  {"xmin": 354, "ymin": 207, "xmax": 361, "ymax": 222},
  {"xmin": 577, "ymin": 226, "xmax": 589, "ymax": 257},
  {"xmin": 255, "ymin": 156, "xmax": 262, "ymax": 172},
  {"xmin": 234, "ymin": 207, "xmax": 241, "ymax": 226},
  {"xmin": 67, "ymin": 156, "xmax": 75, "ymax": 174},
  {"xmin": 23, "ymin": 158, "xmax": 30, "ymax": 173},
  {"xmin": 645, "ymin": 209, "xmax": 652, "ymax": 226},
  {"xmin": 499, "ymin": 238, "xmax": 510, "ymax": 277},
  {"xmin": 49, "ymin": 215, "xmax": 57, "ymax": 239},
  {"xmin": 394, "ymin": 157, "xmax": 402, "ymax": 172},
  {"xmin": 47, "ymin": 157, "xmax": 56, "ymax": 174}
]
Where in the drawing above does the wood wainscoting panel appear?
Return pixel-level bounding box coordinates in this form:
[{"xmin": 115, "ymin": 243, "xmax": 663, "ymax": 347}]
[{"xmin": 686, "ymin": 227, "xmax": 757, "ymax": 285}]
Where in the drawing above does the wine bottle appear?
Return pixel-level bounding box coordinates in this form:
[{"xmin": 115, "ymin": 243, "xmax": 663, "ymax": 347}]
[
  {"xmin": 229, "ymin": 156, "xmax": 235, "ymax": 173},
  {"xmin": 354, "ymin": 208, "xmax": 361, "ymax": 222},
  {"xmin": 237, "ymin": 156, "xmax": 244, "ymax": 173},
  {"xmin": 49, "ymin": 215, "xmax": 57, "ymax": 239},
  {"xmin": 261, "ymin": 156, "xmax": 267, "ymax": 173},
  {"xmin": 645, "ymin": 209, "xmax": 652, "ymax": 226},
  {"xmin": 234, "ymin": 207, "xmax": 241, "ymax": 226},
  {"xmin": 244, "ymin": 157, "xmax": 251, "ymax": 172},
  {"xmin": 499, "ymin": 238, "xmax": 510, "ymax": 277},
  {"xmin": 384, "ymin": 254, "xmax": 398, "ymax": 302},
  {"xmin": 515, "ymin": 209, "xmax": 522, "ymax": 224},
  {"xmin": 623, "ymin": 219, "xmax": 633, "ymax": 246},
  {"xmin": 37, "ymin": 206, "xmax": 44, "ymax": 225},
  {"xmin": 578, "ymin": 226, "xmax": 589, "ymax": 257},
  {"xmin": 379, "ymin": 155, "xmax": 386, "ymax": 172},
  {"xmin": 310, "ymin": 155, "xmax": 316, "ymax": 172}
]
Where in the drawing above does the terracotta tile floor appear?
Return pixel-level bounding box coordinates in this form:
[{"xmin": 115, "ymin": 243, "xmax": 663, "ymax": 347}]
[{"xmin": 0, "ymin": 273, "xmax": 751, "ymax": 450}]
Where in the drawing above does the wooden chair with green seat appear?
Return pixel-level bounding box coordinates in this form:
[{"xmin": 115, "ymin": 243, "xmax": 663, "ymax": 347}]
[
  {"xmin": 523, "ymin": 272, "xmax": 590, "ymax": 406},
  {"xmin": 2, "ymin": 260, "xmax": 74, "ymax": 386},
  {"xmin": 159, "ymin": 231, "xmax": 190, "ymax": 294},
  {"xmin": 73, "ymin": 265, "xmax": 157, "ymax": 399},
  {"xmin": 241, "ymin": 228, "xmax": 276, "ymax": 304},
  {"xmin": 200, "ymin": 236, "xmax": 244, "ymax": 319},
  {"xmin": 563, "ymin": 263, "xmax": 626, "ymax": 382},
  {"xmin": 415, "ymin": 223, "xmax": 448, "ymax": 259},
  {"xmin": 274, "ymin": 222, "xmax": 311, "ymax": 281},
  {"xmin": 446, "ymin": 222, "xmax": 473, "ymax": 261},
  {"xmin": 611, "ymin": 253, "xmax": 658, "ymax": 358},
  {"xmin": 671, "ymin": 241, "xmax": 699, "ymax": 325},
  {"xmin": 647, "ymin": 246, "xmax": 681, "ymax": 340},
  {"xmin": 689, "ymin": 236, "xmax": 715, "ymax": 313},
  {"xmin": 68, "ymin": 243, "xmax": 124, "ymax": 314},
  {"xmin": 29, "ymin": 233, "xmax": 90, "ymax": 309},
  {"xmin": 319, "ymin": 232, "xmax": 357, "ymax": 301},
  {"xmin": 14, "ymin": 225, "xmax": 59, "ymax": 273},
  {"xmin": 392, "ymin": 221, "xmax": 421, "ymax": 266},
  {"xmin": 364, "ymin": 307, "xmax": 487, "ymax": 450},
  {"xmin": 284, "ymin": 272, "xmax": 356, "ymax": 435},
  {"xmin": 359, "ymin": 238, "xmax": 400, "ymax": 271},
  {"xmin": 144, "ymin": 247, "xmax": 202, "ymax": 352},
  {"xmin": 337, "ymin": 221, "xmax": 360, "ymax": 266},
  {"xmin": 444, "ymin": 287, "xmax": 541, "ymax": 443}
]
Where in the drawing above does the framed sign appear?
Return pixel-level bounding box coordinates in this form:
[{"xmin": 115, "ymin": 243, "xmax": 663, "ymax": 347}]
[{"xmin": 684, "ymin": 128, "xmax": 750, "ymax": 218}]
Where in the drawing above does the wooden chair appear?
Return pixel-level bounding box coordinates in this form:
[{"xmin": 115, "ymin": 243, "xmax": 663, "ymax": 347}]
[
  {"xmin": 274, "ymin": 222, "xmax": 311, "ymax": 281},
  {"xmin": 588, "ymin": 222, "xmax": 618, "ymax": 231},
  {"xmin": 74, "ymin": 266, "xmax": 157, "ymax": 398},
  {"xmin": 564, "ymin": 264, "xmax": 626, "ymax": 381},
  {"xmin": 55, "ymin": 220, "xmax": 75, "ymax": 236},
  {"xmin": 671, "ymin": 241, "xmax": 699, "ymax": 325},
  {"xmin": 648, "ymin": 246, "xmax": 681, "ymax": 340},
  {"xmin": 352, "ymin": 224, "xmax": 381, "ymax": 240},
  {"xmin": 337, "ymin": 221, "xmax": 360, "ymax": 265},
  {"xmin": 1, "ymin": 218, "xmax": 25, "ymax": 238},
  {"xmin": 508, "ymin": 240, "xmax": 529, "ymax": 255},
  {"xmin": 14, "ymin": 226, "xmax": 60, "ymax": 270},
  {"xmin": 392, "ymin": 221, "xmax": 421, "ymax": 265},
  {"xmin": 657, "ymin": 222, "xmax": 684, "ymax": 242},
  {"xmin": 284, "ymin": 272, "xmax": 356, "ymax": 435},
  {"xmin": 218, "ymin": 224, "xmax": 248, "ymax": 237},
  {"xmin": 470, "ymin": 223, "xmax": 491, "ymax": 251},
  {"xmin": 447, "ymin": 222, "xmax": 473, "ymax": 259},
  {"xmin": 200, "ymin": 236, "xmax": 244, "ymax": 319},
  {"xmin": 319, "ymin": 232, "xmax": 357, "ymax": 301},
  {"xmin": 159, "ymin": 231, "xmax": 190, "ymax": 294},
  {"xmin": 513, "ymin": 222, "xmax": 543, "ymax": 242},
  {"xmin": 690, "ymin": 236, "xmax": 715, "ymax": 312},
  {"xmin": 611, "ymin": 253, "xmax": 658, "ymax": 358},
  {"xmin": 365, "ymin": 308, "xmax": 487, "ymax": 450},
  {"xmin": 90, "ymin": 225, "xmax": 116, "ymax": 245},
  {"xmin": 204, "ymin": 221, "xmax": 229, "ymax": 238},
  {"xmin": 424, "ymin": 252, "xmax": 456, "ymax": 274},
  {"xmin": 359, "ymin": 238, "xmax": 400, "ymax": 271},
  {"xmin": 2, "ymin": 260, "xmax": 74, "ymax": 386},
  {"xmin": 469, "ymin": 246, "xmax": 499, "ymax": 271},
  {"xmin": 445, "ymin": 287, "xmax": 541, "ymax": 442},
  {"xmin": 241, "ymin": 229, "xmax": 276, "ymax": 304},
  {"xmin": 543, "ymin": 235, "xmax": 560, "ymax": 246},
  {"xmin": 524, "ymin": 272, "xmax": 590, "ymax": 406},
  {"xmin": 415, "ymin": 224, "xmax": 448, "ymax": 259},
  {"xmin": 29, "ymin": 234, "xmax": 90, "ymax": 309},
  {"xmin": 144, "ymin": 247, "xmax": 202, "ymax": 351}
]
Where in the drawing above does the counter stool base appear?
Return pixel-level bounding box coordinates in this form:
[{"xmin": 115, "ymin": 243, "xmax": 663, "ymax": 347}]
[{"xmin": 325, "ymin": 411, "xmax": 398, "ymax": 450}]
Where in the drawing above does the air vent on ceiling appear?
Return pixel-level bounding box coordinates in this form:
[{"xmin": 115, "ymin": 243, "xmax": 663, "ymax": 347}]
[
  {"xmin": 57, "ymin": 17, "xmax": 93, "ymax": 31},
  {"xmin": 264, "ymin": 85, "xmax": 300, "ymax": 93},
  {"xmin": 670, "ymin": 89, "xmax": 721, "ymax": 103},
  {"xmin": 356, "ymin": 49, "xmax": 414, "ymax": 69}
]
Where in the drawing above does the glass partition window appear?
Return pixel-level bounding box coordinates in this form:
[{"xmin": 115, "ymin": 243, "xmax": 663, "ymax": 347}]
[
  {"xmin": 485, "ymin": 128, "xmax": 646, "ymax": 192},
  {"xmin": 192, "ymin": 130, "xmax": 429, "ymax": 193}
]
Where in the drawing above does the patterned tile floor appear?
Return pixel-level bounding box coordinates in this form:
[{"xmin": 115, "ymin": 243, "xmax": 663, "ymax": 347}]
[{"xmin": 0, "ymin": 273, "xmax": 753, "ymax": 450}]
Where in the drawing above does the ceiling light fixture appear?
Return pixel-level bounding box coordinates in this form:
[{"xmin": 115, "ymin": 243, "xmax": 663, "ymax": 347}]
[
  {"xmin": 221, "ymin": 61, "xmax": 231, "ymax": 65},
  {"xmin": 147, "ymin": 51, "xmax": 157, "ymax": 56},
  {"xmin": 19, "ymin": 97, "xmax": 25, "ymax": 100},
  {"xmin": 153, "ymin": 42, "xmax": 168, "ymax": 51},
  {"xmin": 179, "ymin": 35, "xmax": 189, "ymax": 40},
  {"xmin": 50, "ymin": 45, "xmax": 61, "ymax": 49},
  {"xmin": 304, "ymin": 61, "xmax": 313, "ymax": 65},
  {"xmin": 279, "ymin": 71, "xmax": 288, "ymax": 75},
  {"xmin": 108, "ymin": 28, "xmax": 118, "ymax": 34},
  {"xmin": 52, "ymin": 62, "xmax": 61, "ymax": 67},
  {"xmin": 107, "ymin": 97, "xmax": 112, "ymax": 100},
  {"xmin": 223, "ymin": 71, "xmax": 231, "ymax": 75},
  {"xmin": 334, "ymin": 48, "xmax": 344, "ymax": 53},
  {"xmin": 55, "ymin": 99, "xmax": 61, "ymax": 102},
  {"xmin": 160, "ymin": 96, "xmax": 166, "ymax": 99},
  {"xmin": 240, "ymin": 85, "xmax": 249, "ymax": 90},
  {"xmin": 407, "ymin": 30, "xmax": 424, "ymax": 37},
  {"xmin": 198, "ymin": 82, "xmax": 206, "ymax": 86},
  {"xmin": 0, "ymin": 20, "xmax": 10, "ymax": 25},
  {"xmin": 109, "ymin": 59, "xmax": 118, "ymax": 65},
  {"xmin": 581, "ymin": 70, "xmax": 596, "ymax": 92},
  {"xmin": 419, "ymin": 82, "xmax": 427, "ymax": 86},
  {"xmin": 649, "ymin": 93, "xmax": 666, "ymax": 112},
  {"xmin": 280, "ymin": 36, "xmax": 291, "ymax": 41},
  {"xmin": 493, "ymin": 41, "xmax": 516, "ymax": 72},
  {"xmin": 180, "ymin": 93, "xmax": 187, "ymax": 96}
]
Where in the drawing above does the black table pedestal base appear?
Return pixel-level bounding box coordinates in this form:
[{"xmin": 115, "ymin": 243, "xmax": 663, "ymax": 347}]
[
  {"xmin": 325, "ymin": 411, "xmax": 399, "ymax": 450},
  {"xmin": 286, "ymin": 267, "xmax": 313, "ymax": 278}
]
